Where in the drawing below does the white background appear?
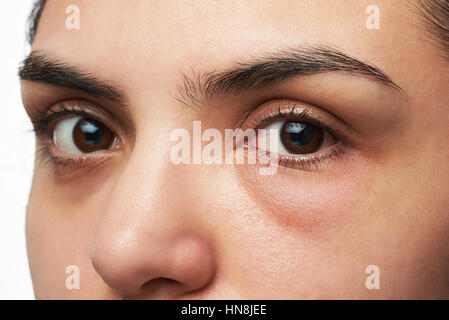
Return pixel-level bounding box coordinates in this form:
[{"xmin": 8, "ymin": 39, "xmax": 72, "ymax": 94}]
[{"xmin": 0, "ymin": 0, "xmax": 36, "ymax": 299}]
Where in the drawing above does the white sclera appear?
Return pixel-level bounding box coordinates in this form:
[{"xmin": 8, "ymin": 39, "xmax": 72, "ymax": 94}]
[
  {"xmin": 264, "ymin": 121, "xmax": 288, "ymax": 154},
  {"xmin": 53, "ymin": 116, "xmax": 83, "ymax": 154}
]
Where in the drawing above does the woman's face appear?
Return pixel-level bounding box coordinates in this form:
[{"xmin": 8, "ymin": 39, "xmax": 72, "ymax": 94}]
[{"xmin": 21, "ymin": 0, "xmax": 449, "ymax": 299}]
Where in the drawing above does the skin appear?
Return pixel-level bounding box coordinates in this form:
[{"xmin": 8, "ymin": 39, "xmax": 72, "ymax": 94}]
[{"xmin": 21, "ymin": 0, "xmax": 449, "ymax": 299}]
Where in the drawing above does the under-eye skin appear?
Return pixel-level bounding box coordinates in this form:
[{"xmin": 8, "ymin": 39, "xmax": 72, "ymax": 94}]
[
  {"xmin": 31, "ymin": 101, "xmax": 121, "ymax": 172},
  {"xmin": 241, "ymin": 99, "xmax": 355, "ymax": 170}
]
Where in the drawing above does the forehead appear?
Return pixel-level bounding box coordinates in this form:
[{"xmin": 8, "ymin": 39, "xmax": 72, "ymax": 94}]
[
  {"xmin": 32, "ymin": 0, "xmax": 430, "ymax": 101},
  {"xmin": 34, "ymin": 1, "xmax": 415, "ymax": 58}
]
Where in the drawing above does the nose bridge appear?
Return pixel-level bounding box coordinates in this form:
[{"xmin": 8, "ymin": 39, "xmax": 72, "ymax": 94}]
[
  {"xmin": 91, "ymin": 128, "xmax": 216, "ymax": 297},
  {"xmin": 97, "ymin": 130, "xmax": 172, "ymax": 242}
]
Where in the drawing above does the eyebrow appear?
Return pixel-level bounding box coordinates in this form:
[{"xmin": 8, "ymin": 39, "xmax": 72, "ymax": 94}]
[
  {"xmin": 18, "ymin": 51, "xmax": 127, "ymax": 104},
  {"xmin": 177, "ymin": 45, "xmax": 406, "ymax": 107},
  {"xmin": 18, "ymin": 46, "xmax": 404, "ymax": 108}
]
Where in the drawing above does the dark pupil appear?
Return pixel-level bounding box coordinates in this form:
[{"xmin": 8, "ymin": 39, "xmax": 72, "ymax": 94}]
[
  {"xmin": 79, "ymin": 120, "xmax": 104, "ymax": 145},
  {"xmin": 280, "ymin": 121, "xmax": 324, "ymax": 154},
  {"xmin": 73, "ymin": 118, "xmax": 113, "ymax": 153},
  {"xmin": 285, "ymin": 122, "xmax": 314, "ymax": 146}
]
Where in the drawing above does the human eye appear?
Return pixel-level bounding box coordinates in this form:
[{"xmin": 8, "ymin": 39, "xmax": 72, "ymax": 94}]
[
  {"xmin": 242, "ymin": 99, "xmax": 356, "ymax": 170},
  {"xmin": 265, "ymin": 119, "xmax": 335, "ymax": 155},
  {"xmin": 31, "ymin": 100, "xmax": 121, "ymax": 172}
]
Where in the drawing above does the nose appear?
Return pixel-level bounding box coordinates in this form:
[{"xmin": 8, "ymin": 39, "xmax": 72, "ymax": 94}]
[{"xmin": 91, "ymin": 141, "xmax": 216, "ymax": 298}]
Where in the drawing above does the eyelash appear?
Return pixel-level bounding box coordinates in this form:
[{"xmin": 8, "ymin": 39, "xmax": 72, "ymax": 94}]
[
  {"xmin": 246, "ymin": 104, "xmax": 352, "ymax": 170},
  {"xmin": 32, "ymin": 103, "xmax": 95, "ymax": 136}
]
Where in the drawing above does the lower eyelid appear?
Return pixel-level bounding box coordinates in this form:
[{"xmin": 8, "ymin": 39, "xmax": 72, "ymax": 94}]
[
  {"xmin": 278, "ymin": 143, "xmax": 348, "ymax": 170},
  {"xmin": 46, "ymin": 135, "xmax": 121, "ymax": 164},
  {"xmin": 37, "ymin": 145, "xmax": 117, "ymax": 179},
  {"xmin": 255, "ymin": 142, "xmax": 347, "ymax": 171}
]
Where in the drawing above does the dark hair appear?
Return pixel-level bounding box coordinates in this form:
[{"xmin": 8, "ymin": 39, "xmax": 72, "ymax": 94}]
[
  {"xmin": 416, "ymin": 0, "xmax": 449, "ymax": 59},
  {"xmin": 27, "ymin": 0, "xmax": 448, "ymax": 58},
  {"xmin": 27, "ymin": 0, "xmax": 46, "ymax": 44}
]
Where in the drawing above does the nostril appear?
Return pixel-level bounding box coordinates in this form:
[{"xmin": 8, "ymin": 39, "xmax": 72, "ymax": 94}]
[
  {"xmin": 142, "ymin": 277, "xmax": 180, "ymax": 289},
  {"xmin": 138, "ymin": 278, "xmax": 184, "ymax": 298}
]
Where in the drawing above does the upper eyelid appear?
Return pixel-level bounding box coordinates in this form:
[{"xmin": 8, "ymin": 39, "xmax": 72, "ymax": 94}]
[
  {"xmin": 253, "ymin": 105, "xmax": 314, "ymax": 128},
  {"xmin": 247, "ymin": 103, "xmax": 349, "ymax": 145},
  {"xmin": 32, "ymin": 106, "xmax": 88, "ymax": 137},
  {"xmin": 31, "ymin": 102, "xmax": 119, "ymax": 137},
  {"xmin": 265, "ymin": 100, "xmax": 360, "ymax": 137}
]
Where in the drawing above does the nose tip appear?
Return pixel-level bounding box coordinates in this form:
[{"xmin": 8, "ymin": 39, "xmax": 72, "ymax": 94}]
[{"xmin": 92, "ymin": 232, "xmax": 215, "ymax": 298}]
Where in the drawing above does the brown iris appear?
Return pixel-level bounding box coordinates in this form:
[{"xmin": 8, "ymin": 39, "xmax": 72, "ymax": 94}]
[
  {"xmin": 72, "ymin": 118, "xmax": 114, "ymax": 153},
  {"xmin": 280, "ymin": 121, "xmax": 324, "ymax": 154}
]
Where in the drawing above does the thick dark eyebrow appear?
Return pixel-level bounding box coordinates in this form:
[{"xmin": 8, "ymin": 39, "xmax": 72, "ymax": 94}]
[
  {"xmin": 177, "ymin": 45, "xmax": 406, "ymax": 107},
  {"xmin": 18, "ymin": 51, "xmax": 127, "ymax": 104}
]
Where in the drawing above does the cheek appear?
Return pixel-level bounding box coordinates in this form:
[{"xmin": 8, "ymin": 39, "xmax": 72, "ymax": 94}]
[
  {"xmin": 26, "ymin": 193, "xmax": 73, "ymax": 298},
  {"xmin": 236, "ymin": 158, "xmax": 374, "ymax": 237},
  {"xmin": 25, "ymin": 171, "xmax": 113, "ymax": 298}
]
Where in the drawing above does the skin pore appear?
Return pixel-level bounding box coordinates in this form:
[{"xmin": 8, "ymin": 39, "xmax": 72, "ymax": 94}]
[{"xmin": 21, "ymin": 0, "xmax": 449, "ymax": 299}]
